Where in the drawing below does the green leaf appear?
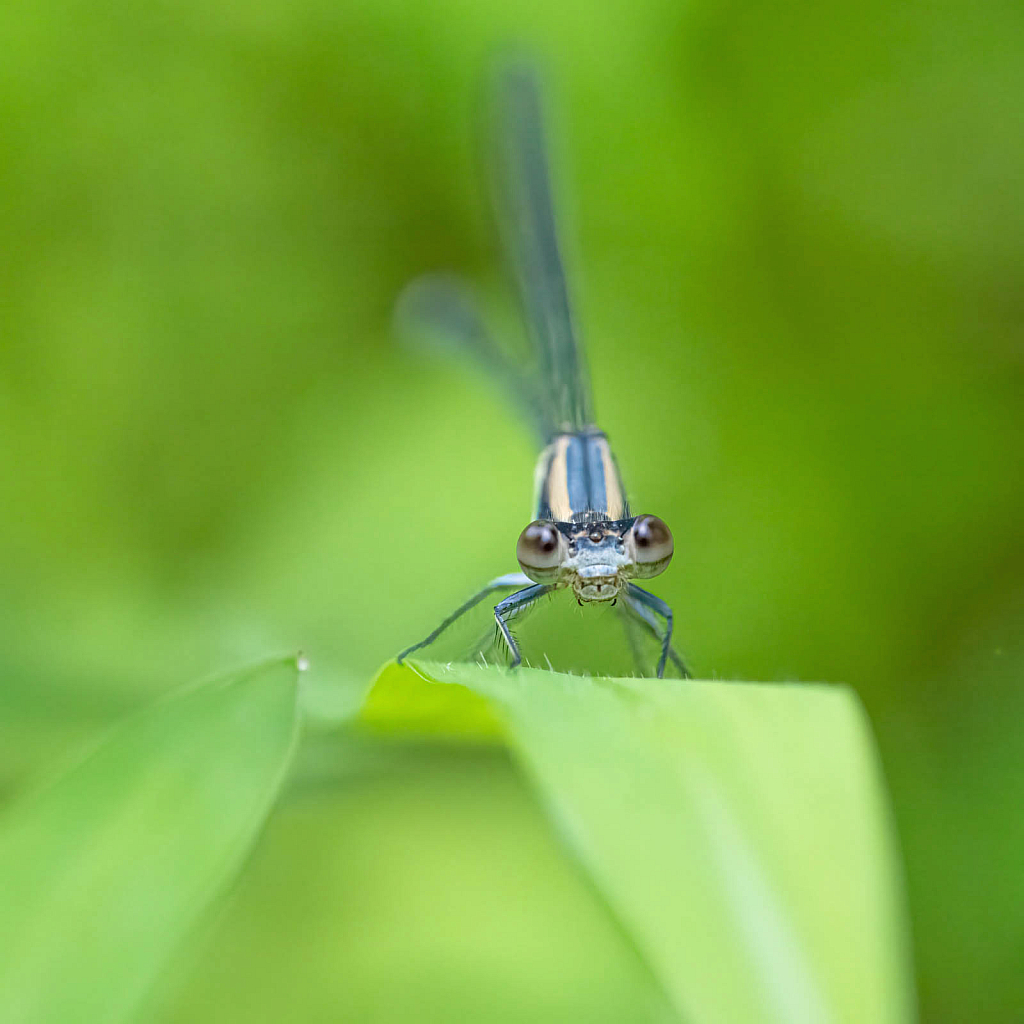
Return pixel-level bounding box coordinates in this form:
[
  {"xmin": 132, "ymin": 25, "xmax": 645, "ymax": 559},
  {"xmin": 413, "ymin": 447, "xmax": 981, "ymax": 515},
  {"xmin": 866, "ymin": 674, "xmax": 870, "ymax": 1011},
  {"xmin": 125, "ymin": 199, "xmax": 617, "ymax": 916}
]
[
  {"xmin": 362, "ymin": 661, "xmax": 915, "ymax": 1024},
  {"xmin": 0, "ymin": 656, "xmax": 302, "ymax": 1024}
]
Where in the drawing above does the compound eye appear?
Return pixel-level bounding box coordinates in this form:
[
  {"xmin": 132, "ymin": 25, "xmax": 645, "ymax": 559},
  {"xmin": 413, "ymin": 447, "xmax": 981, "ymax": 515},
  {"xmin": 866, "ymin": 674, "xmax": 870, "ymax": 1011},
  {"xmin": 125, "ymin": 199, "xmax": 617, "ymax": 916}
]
[
  {"xmin": 516, "ymin": 521, "xmax": 564, "ymax": 575},
  {"xmin": 631, "ymin": 515, "xmax": 673, "ymax": 575}
]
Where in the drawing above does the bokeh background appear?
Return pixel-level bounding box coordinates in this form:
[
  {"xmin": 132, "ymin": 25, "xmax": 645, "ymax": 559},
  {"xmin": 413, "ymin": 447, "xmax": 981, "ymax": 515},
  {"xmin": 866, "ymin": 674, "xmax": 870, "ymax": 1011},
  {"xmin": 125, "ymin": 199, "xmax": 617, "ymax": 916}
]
[{"xmin": 2, "ymin": 0, "xmax": 1022, "ymax": 1020}]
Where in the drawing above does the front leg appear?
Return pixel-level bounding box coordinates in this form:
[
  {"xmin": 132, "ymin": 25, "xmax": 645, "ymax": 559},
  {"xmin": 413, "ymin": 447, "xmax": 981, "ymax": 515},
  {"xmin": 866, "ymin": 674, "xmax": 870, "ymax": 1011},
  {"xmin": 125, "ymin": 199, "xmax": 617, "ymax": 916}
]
[
  {"xmin": 494, "ymin": 584, "xmax": 556, "ymax": 668},
  {"xmin": 625, "ymin": 583, "xmax": 682, "ymax": 680},
  {"xmin": 398, "ymin": 572, "xmax": 532, "ymax": 663},
  {"xmin": 620, "ymin": 589, "xmax": 690, "ymax": 679}
]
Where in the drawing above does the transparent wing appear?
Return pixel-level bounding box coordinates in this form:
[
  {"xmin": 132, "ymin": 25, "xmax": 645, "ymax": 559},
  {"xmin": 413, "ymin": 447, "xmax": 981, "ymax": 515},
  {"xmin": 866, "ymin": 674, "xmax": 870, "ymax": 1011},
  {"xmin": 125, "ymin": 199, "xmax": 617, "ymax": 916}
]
[{"xmin": 394, "ymin": 273, "xmax": 547, "ymax": 437}]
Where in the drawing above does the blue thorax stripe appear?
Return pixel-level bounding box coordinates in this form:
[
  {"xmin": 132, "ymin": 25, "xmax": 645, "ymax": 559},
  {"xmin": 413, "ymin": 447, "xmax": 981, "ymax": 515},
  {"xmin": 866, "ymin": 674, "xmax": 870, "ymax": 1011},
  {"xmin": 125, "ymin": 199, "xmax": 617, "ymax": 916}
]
[{"xmin": 534, "ymin": 431, "xmax": 627, "ymax": 523}]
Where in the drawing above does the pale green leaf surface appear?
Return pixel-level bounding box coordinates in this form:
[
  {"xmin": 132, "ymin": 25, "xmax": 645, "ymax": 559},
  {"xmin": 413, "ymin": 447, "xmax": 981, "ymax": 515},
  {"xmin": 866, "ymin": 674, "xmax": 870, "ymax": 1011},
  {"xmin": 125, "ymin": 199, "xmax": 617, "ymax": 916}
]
[
  {"xmin": 362, "ymin": 661, "xmax": 915, "ymax": 1024},
  {"xmin": 0, "ymin": 657, "xmax": 301, "ymax": 1024}
]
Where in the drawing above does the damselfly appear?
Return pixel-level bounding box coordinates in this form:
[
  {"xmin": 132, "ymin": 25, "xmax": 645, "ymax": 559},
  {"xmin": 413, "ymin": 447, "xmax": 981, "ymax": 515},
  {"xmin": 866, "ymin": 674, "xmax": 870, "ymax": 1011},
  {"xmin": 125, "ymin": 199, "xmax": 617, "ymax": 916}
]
[{"xmin": 397, "ymin": 62, "xmax": 688, "ymax": 679}]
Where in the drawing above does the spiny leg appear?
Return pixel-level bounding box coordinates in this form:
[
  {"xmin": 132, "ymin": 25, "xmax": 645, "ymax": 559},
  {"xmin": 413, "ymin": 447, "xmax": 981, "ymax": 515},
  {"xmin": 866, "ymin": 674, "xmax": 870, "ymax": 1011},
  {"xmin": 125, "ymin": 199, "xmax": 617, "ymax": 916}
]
[
  {"xmin": 494, "ymin": 583, "xmax": 556, "ymax": 668},
  {"xmin": 623, "ymin": 584, "xmax": 689, "ymax": 680},
  {"xmin": 620, "ymin": 595, "xmax": 690, "ymax": 679},
  {"xmin": 398, "ymin": 573, "xmax": 531, "ymax": 663}
]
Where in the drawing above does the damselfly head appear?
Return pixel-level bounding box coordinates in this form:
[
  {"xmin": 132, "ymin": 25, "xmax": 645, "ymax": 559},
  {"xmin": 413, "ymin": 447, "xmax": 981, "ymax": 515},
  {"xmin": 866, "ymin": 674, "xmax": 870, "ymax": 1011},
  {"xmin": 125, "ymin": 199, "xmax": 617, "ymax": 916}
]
[{"xmin": 516, "ymin": 514, "xmax": 674, "ymax": 601}]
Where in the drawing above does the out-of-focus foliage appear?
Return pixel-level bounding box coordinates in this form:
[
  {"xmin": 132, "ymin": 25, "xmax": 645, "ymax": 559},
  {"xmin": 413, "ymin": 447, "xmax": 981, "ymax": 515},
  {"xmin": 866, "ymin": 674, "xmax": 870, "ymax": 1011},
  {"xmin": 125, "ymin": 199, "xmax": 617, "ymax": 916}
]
[
  {"xmin": 0, "ymin": 658, "xmax": 300, "ymax": 1024},
  {"xmin": 0, "ymin": 0, "xmax": 1021, "ymax": 1019},
  {"xmin": 363, "ymin": 661, "xmax": 914, "ymax": 1023}
]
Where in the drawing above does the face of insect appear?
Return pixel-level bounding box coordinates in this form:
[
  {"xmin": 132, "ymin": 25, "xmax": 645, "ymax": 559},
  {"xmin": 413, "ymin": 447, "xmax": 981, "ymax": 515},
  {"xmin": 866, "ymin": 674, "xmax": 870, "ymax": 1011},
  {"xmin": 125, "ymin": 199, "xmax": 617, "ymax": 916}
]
[{"xmin": 516, "ymin": 515, "xmax": 674, "ymax": 601}]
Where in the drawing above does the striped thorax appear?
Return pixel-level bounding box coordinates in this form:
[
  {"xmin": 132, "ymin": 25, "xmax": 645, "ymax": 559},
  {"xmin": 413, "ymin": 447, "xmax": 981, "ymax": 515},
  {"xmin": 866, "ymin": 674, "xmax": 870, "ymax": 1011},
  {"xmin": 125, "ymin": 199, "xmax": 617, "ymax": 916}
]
[{"xmin": 534, "ymin": 429, "xmax": 627, "ymax": 523}]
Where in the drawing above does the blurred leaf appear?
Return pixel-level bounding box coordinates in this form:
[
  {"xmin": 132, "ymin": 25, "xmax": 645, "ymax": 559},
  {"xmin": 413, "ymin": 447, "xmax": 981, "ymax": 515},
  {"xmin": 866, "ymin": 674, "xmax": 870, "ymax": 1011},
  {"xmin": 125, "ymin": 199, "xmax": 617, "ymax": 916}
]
[
  {"xmin": 154, "ymin": 742, "xmax": 677, "ymax": 1024},
  {"xmin": 0, "ymin": 656, "xmax": 301, "ymax": 1024},
  {"xmin": 362, "ymin": 660, "xmax": 915, "ymax": 1024}
]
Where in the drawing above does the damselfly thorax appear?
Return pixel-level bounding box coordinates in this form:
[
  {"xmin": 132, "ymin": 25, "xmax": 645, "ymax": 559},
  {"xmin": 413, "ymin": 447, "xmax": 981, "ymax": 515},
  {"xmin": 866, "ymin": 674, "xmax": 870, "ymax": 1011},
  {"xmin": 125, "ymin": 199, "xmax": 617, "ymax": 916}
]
[{"xmin": 534, "ymin": 429, "xmax": 627, "ymax": 524}]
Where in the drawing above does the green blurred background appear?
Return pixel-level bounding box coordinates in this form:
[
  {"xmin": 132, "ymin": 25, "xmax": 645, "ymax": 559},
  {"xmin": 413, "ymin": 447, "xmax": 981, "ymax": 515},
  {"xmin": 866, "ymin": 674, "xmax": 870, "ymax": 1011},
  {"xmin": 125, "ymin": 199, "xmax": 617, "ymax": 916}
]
[{"xmin": 1, "ymin": 0, "xmax": 1022, "ymax": 1020}]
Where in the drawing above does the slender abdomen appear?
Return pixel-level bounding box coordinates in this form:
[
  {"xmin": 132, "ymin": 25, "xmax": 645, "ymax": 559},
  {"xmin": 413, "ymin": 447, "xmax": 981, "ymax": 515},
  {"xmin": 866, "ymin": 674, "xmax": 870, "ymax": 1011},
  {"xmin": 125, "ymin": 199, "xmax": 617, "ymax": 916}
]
[{"xmin": 534, "ymin": 430, "xmax": 628, "ymax": 523}]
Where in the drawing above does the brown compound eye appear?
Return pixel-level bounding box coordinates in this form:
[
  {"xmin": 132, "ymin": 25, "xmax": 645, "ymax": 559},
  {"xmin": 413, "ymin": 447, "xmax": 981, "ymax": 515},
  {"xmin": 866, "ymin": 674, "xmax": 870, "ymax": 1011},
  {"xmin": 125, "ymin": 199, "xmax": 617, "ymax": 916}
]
[
  {"xmin": 516, "ymin": 520, "xmax": 565, "ymax": 577},
  {"xmin": 630, "ymin": 515, "xmax": 673, "ymax": 576}
]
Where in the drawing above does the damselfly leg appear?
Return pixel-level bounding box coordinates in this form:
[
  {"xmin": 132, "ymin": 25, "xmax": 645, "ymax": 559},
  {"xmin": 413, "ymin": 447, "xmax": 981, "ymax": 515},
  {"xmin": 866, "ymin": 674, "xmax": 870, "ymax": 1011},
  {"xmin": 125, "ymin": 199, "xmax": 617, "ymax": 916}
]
[
  {"xmin": 397, "ymin": 573, "xmax": 531, "ymax": 664},
  {"xmin": 619, "ymin": 585, "xmax": 690, "ymax": 678}
]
